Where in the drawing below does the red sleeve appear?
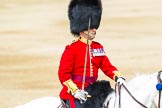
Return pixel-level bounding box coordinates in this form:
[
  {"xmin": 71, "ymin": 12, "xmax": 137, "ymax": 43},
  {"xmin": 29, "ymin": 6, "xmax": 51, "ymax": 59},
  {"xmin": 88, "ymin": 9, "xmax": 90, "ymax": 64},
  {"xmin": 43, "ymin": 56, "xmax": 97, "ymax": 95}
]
[
  {"xmin": 100, "ymin": 55, "xmax": 118, "ymax": 80},
  {"xmin": 58, "ymin": 45, "xmax": 74, "ymax": 84}
]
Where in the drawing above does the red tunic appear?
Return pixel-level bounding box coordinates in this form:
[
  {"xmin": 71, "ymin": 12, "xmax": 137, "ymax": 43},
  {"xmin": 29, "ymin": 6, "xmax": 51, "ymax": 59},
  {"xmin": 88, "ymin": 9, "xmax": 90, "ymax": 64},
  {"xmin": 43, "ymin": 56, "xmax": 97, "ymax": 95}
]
[{"xmin": 58, "ymin": 39, "xmax": 118, "ymax": 108}]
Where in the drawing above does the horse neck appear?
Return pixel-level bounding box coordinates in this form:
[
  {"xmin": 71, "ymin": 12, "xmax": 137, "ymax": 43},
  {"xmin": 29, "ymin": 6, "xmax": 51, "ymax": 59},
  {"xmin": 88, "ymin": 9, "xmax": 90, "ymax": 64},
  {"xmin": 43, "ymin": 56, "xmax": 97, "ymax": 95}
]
[{"xmin": 107, "ymin": 73, "xmax": 159, "ymax": 108}]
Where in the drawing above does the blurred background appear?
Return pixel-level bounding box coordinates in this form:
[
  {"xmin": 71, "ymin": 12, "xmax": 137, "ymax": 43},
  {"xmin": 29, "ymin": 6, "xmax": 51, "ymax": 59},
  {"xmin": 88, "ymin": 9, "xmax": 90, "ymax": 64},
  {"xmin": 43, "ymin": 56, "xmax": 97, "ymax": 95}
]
[{"xmin": 0, "ymin": 0, "xmax": 162, "ymax": 107}]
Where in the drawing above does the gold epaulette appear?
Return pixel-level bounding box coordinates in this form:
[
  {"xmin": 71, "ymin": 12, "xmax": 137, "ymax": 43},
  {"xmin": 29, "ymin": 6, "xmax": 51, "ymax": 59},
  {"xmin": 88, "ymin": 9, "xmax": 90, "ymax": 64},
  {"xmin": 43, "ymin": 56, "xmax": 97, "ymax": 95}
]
[{"xmin": 68, "ymin": 37, "xmax": 80, "ymax": 45}]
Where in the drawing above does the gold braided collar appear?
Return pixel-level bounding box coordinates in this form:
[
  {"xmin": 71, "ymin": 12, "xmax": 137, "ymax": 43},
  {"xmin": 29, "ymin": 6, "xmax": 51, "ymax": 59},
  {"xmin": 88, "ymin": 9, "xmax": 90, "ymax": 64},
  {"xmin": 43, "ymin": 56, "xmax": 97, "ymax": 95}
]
[{"xmin": 79, "ymin": 36, "xmax": 92, "ymax": 44}]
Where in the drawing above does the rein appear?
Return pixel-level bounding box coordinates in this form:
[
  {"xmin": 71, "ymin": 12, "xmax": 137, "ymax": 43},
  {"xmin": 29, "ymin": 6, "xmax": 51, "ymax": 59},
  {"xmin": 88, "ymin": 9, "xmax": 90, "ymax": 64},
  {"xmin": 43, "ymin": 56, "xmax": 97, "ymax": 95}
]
[
  {"xmin": 157, "ymin": 71, "xmax": 162, "ymax": 108},
  {"xmin": 115, "ymin": 83, "xmax": 148, "ymax": 108}
]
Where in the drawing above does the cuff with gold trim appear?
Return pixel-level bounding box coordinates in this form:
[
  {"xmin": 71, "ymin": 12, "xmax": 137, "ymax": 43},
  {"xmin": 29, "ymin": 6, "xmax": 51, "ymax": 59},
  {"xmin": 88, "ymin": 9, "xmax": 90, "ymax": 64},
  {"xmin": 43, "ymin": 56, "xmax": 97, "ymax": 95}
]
[{"xmin": 63, "ymin": 79, "xmax": 79, "ymax": 95}]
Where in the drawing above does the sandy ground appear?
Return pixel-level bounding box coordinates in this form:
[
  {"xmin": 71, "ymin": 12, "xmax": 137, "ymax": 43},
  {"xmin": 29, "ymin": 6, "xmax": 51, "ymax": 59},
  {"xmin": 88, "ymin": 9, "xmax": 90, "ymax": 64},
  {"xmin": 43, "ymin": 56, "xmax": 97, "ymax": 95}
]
[{"xmin": 0, "ymin": 0, "xmax": 162, "ymax": 108}]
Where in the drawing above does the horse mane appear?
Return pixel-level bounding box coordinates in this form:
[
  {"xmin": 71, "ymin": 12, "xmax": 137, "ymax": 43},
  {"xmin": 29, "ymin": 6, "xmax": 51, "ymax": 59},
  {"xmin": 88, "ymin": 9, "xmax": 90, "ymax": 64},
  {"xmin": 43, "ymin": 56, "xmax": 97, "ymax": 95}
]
[{"xmin": 83, "ymin": 80, "xmax": 114, "ymax": 108}]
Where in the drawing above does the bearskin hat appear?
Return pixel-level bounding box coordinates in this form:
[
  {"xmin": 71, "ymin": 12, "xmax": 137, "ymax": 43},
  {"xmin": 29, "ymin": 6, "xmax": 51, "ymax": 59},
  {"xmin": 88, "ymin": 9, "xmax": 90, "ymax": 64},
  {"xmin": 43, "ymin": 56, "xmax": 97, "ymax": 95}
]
[{"xmin": 68, "ymin": 0, "xmax": 102, "ymax": 35}]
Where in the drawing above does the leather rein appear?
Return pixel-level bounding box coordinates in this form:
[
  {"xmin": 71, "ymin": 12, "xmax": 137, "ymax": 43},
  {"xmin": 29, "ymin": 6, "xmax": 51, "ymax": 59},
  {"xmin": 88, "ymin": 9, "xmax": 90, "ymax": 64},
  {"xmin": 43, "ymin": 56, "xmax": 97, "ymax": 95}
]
[{"xmin": 115, "ymin": 83, "xmax": 148, "ymax": 108}]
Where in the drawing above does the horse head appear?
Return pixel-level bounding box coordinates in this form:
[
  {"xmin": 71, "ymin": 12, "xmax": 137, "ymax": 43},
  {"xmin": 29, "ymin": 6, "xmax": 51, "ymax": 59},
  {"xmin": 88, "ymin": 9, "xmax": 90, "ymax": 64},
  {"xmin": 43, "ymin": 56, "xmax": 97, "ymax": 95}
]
[{"xmin": 83, "ymin": 80, "xmax": 114, "ymax": 108}]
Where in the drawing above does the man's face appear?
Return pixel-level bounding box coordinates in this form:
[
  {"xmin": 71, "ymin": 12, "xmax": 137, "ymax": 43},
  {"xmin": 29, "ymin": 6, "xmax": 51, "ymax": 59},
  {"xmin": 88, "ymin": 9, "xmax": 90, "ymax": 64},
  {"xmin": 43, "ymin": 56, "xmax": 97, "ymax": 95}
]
[{"xmin": 83, "ymin": 28, "xmax": 96, "ymax": 40}]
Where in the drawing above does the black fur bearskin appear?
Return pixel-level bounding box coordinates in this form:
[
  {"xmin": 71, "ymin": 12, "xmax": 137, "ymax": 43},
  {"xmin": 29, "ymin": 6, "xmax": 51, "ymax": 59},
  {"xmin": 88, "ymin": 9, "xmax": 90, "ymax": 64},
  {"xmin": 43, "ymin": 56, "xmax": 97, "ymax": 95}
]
[{"xmin": 68, "ymin": 0, "xmax": 102, "ymax": 35}]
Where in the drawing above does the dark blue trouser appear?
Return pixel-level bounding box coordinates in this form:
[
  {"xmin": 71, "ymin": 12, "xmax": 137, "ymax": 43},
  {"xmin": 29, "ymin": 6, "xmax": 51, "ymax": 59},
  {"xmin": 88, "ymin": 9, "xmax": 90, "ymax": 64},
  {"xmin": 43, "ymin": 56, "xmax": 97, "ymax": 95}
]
[{"xmin": 65, "ymin": 99, "xmax": 83, "ymax": 108}]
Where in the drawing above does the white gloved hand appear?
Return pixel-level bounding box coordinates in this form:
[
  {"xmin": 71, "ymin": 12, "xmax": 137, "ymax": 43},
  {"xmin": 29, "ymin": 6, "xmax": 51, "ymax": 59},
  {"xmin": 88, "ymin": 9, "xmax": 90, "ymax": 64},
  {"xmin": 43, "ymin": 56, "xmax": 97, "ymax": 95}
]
[
  {"xmin": 73, "ymin": 89, "xmax": 89, "ymax": 103},
  {"xmin": 117, "ymin": 77, "xmax": 126, "ymax": 86}
]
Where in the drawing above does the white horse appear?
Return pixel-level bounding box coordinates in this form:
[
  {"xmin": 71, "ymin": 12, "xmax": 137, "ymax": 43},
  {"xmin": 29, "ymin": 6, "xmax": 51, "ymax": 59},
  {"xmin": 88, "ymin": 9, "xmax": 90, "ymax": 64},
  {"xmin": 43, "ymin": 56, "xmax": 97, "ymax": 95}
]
[
  {"xmin": 15, "ymin": 72, "xmax": 162, "ymax": 108},
  {"xmin": 104, "ymin": 72, "xmax": 162, "ymax": 108}
]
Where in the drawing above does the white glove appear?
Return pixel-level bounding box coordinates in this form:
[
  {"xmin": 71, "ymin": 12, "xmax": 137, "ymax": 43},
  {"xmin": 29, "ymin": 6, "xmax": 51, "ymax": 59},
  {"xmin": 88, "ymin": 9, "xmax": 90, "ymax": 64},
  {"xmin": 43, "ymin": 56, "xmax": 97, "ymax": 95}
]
[
  {"xmin": 117, "ymin": 77, "xmax": 126, "ymax": 86},
  {"xmin": 73, "ymin": 89, "xmax": 89, "ymax": 103}
]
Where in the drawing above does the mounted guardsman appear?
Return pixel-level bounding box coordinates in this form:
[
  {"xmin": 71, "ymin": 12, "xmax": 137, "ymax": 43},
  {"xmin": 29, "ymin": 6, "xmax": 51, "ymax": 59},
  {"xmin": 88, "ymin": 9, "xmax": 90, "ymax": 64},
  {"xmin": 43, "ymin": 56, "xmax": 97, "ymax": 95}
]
[{"xmin": 58, "ymin": 0, "xmax": 126, "ymax": 108}]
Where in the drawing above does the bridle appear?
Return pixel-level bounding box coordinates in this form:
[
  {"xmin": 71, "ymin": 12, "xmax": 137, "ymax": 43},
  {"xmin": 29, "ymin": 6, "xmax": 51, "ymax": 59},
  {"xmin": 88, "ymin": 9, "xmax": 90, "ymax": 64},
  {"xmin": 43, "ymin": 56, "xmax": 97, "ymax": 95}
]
[{"xmin": 157, "ymin": 70, "xmax": 162, "ymax": 108}]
